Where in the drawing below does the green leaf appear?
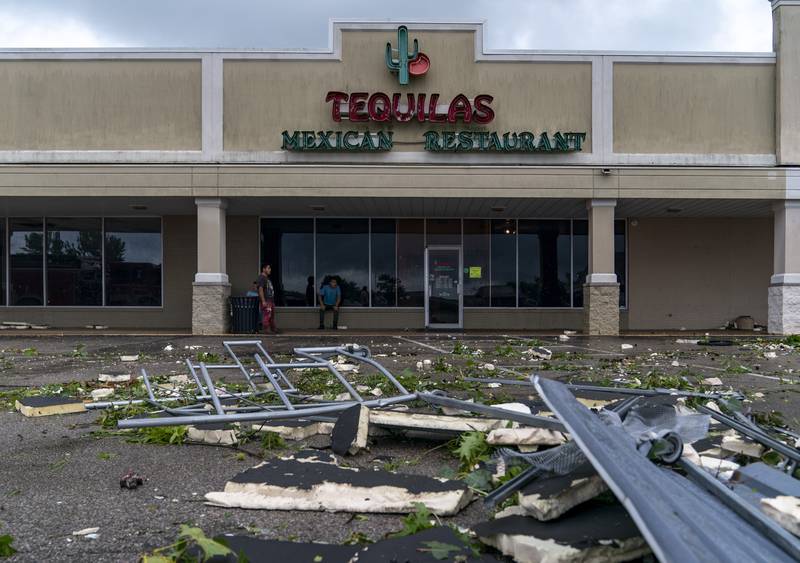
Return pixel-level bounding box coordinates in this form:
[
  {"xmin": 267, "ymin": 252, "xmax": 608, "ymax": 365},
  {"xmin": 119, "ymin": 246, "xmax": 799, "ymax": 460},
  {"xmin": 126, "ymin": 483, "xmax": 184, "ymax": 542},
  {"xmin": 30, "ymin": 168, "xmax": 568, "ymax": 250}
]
[
  {"xmin": 389, "ymin": 503, "xmax": 435, "ymax": 538},
  {"xmin": 178, "ymin": 525, "xmax": 234, "ymax": 560},
  {"xmin": 421, "ymin": 541, "xmax": 461, "ymax": 560},
  {"xmin": 454, "ymin": 431, "xmax": 489, "ymax": 471},
  {"xmin": 762, "ymin": 450, "xmax": 782, "ymax": 466},
  {"xmin": 141, "ymin": 556, "xmax": 173, "ymax": 563},
  {"xmin": 462, "ymin": 468, "xmax": 493, "ymax": 492},
  {"xmin": 0, "ymin": 535, "xmax": 17, "ymax": 557}
]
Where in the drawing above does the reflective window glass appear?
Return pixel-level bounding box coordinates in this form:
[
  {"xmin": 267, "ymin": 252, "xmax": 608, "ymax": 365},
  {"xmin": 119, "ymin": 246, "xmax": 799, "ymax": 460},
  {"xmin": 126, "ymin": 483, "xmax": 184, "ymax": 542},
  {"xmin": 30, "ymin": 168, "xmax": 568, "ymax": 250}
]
[
  {"xmin": 316, "ymin": 218, "xmax": 369, "ymax": 307},
  {"xmin": 46, "ymin": 218, "xmax": 102, "ymax": 306},
  {"xmin": 371, "ymin": 219, "xmax": 397, "ymax": 307},
  {"xmin": 519, "ymin": 220, "xmax": 571, "ymax": 307},
  {"xmin": 616, "ymin": 219, "xmax": 627, "ymax": 308},
  {"xmin": 397, "ymin": 219, "xmax": 424, "ymax": 307},
  {"xmin": 490, "ymin": 219, "xmax": 516, "ymax": 307},
  {"xmin": 572, "ymin": 220, "xmax": 588, "ymax": 308},
  {"xmin": 261, "ymin": 218, "xmax": 313, "ymax": 307},
  {"xmin": 426, "ymin": 218, "xmax": 461, "ymax": 246},
  {"xmin": 9, "ymin": 218, "xmax": 44, "ymax": 306},
  {"xmin": 104, "ymin": 218, "xmax": 162, "ymax": 306},
  {"xmin": 463, "ymin": 219, "xmax": 490, "ymax": 307}
]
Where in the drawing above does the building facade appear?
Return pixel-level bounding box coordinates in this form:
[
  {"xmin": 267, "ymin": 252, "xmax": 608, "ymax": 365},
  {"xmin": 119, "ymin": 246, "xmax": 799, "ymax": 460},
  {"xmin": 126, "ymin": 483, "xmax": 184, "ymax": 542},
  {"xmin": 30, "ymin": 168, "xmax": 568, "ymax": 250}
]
[{"xmin": 0, "ymin": 4, "xmax": 799, "ymax": 335}]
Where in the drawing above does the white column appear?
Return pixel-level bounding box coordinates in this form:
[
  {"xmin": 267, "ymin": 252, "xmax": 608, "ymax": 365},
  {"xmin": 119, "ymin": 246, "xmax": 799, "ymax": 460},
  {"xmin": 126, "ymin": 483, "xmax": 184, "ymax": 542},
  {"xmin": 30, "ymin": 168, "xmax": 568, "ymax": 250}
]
[
  {"xmin": 583, "ymin": 199, "xmax": 620, "ymax": 335},
  {"xmin": 192, "ymin": 198, "xmax": 231, "ymax": 334},
  {"xmin": 769, "ymin": 200, "xmax": 800, "ymax": 334},
  {"xmin": 194, "ymin": 198, "xmax": 228, "ymax": 284}
]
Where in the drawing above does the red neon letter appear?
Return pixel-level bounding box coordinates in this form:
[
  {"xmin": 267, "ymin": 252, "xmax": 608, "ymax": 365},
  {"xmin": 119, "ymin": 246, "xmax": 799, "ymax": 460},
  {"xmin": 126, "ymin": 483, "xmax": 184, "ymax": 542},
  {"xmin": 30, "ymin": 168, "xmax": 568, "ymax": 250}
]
[
  {"xmin": 473, "ymin": 94, "xmax": 495, "ymax": 124},
  {"xmin": 447, "ymin": 93, "xmax": 473, "ymax": 123},
  {"xmin": 416, "ymin": 93, "xmax": 427, "ymax": 122},
  {"xmin": 348, "ymin": 92, "xmax": 368, "ymax": 122},
  {"xmin": 392, "ymin": 93, "xmax": 415, "ymax": 122},
  {"xmin": 325, "ymin": 91, "xmax": 348, "ymax": 122},
  {"xmin": 428, "ymin": 93, "xmax": 446, "ymax": 123},
  {"xmin": 368, "ymin": 92, "xmax": 391, "ymax": 122}
]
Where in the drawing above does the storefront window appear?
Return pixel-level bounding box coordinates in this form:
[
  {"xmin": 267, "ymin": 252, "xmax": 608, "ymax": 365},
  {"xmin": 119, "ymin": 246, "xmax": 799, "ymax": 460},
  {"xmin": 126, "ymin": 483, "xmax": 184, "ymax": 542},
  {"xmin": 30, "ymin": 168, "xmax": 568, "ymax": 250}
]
[
  {"xmin": 519, "ymin": 220, "xmax": 571, "ymax": 307},
  {"xmin": 316, "ymin": 218, "xmax": 369, "ymax": 307},
  {"xmin": 463, "ymin": 219, "xmax": 490, "ymax": 307},
  {"xmin": 491, "ymin": 219, "xmax": 517, "ymax": 307},
  {"xmin": 572, "ymin": 220, "xmax": 588, "ymax": 308},
  {"xmin": 426, "ymin": 218, "xmax": 461, "ymax": 246},
  {"xmin": 615, "ymin": 220, "xmax": 627, "ymax": 308},
  {"xmin": 572, "ymin": 219, "xmax": 626, "ymax": 308},
  {"xmin": 261, "ymin": 218, "xmax": 313, "ymax": 307},
  {"xmin": 46, "ymin": 218, "xmax": 102, "ymax": 306},
  {"xmin": 398, "ymin": 219, "xmax": 424, "ymax": 307},
  {"xmin": 371, "ymin": 219, "xmax": 397, "ymax": 307},
  {"xmin": 104, "ymin": 218, "xmax": 162, "ymax": 307},
  {"xmin": 9, "ymin": 218, "xmax": 44, "ymax": 306}
]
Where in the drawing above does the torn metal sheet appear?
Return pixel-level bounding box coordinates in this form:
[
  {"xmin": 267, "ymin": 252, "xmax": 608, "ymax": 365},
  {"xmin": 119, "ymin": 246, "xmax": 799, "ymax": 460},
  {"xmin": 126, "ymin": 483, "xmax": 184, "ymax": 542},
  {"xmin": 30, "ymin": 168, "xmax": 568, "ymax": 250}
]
[
  {"xmin": 534, "ymin": 375, "xmax": 798, "ymax": 562},
  {"xmin": 474, "ymin": 501, "xmax": 650, "ymax": 563},
  {"xmin": 205, "ymin": 450, "xmax": 471, "ymax": 515}
]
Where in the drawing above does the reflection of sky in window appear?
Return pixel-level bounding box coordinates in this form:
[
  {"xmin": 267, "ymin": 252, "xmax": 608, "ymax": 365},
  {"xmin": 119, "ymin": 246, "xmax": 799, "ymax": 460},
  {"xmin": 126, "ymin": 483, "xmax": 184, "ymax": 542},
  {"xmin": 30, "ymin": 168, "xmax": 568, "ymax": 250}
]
[
  {"xmin": 107, "ymin": 232, "xmax": 161, "ymax": 264},
  {"xmin": 10, "ymin": 230, "xmax": 41, "ymax": 255}
]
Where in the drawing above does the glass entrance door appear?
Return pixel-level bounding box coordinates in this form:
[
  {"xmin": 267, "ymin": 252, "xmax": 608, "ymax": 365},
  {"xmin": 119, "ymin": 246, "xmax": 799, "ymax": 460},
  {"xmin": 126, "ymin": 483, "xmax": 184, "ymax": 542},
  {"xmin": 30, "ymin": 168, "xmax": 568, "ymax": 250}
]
[{"xmin": 425, "ymin": 246, "xmax": 462, "ymax": 329}]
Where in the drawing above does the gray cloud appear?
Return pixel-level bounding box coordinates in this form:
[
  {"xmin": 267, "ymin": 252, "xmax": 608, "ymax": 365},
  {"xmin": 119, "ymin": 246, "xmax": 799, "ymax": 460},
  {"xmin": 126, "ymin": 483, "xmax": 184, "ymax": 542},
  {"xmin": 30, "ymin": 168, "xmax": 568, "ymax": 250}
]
[{"xmin": 0, "ymin": 0, "xmax": 774, "ymax": 51}]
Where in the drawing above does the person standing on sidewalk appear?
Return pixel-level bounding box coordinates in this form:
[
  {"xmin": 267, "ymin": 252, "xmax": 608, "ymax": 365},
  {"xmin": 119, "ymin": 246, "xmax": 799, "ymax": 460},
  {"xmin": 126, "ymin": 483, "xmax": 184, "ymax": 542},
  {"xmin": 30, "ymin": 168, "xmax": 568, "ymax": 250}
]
[
  {"xmin": 258, "ymin": 264, "xmax": 280, "ymax": 334},
  {"xmin": 318, "ymin": 277, "xmax": 341, "ymax": 330}
]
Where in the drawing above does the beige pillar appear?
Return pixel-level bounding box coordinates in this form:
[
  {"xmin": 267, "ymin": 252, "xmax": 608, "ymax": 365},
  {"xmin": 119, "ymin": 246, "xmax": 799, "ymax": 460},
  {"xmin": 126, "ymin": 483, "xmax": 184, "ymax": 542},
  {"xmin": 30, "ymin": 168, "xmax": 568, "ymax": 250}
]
[
  {"xmin": 769, "ymin": 200, "xmax": 800, "ymax": 334},
  {"xmin": 773, "ymin": 1, "xmax": 800, "ymax": 164},
  {"xmin": 583, "ymin": 199, "xmax": 620, "ymax": 336},
  {"xmin": 192, "ymin": 198, "xmax": 231, "ymax": 334}
]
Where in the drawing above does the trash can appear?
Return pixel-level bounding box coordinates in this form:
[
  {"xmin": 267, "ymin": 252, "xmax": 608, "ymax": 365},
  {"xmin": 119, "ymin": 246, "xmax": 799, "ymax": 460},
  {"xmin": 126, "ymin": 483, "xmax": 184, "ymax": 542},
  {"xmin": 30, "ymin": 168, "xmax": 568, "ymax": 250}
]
[{"xmin": 230, "ymin": 296, "xmax": 260, "ymax": 333}]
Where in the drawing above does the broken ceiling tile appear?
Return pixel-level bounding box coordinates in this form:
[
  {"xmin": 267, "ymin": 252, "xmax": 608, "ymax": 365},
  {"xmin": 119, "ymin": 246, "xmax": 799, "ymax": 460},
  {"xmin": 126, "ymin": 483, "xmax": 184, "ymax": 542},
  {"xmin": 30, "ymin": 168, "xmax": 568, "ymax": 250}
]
[
  {"xmin": 761, "ymin": 496, "xmax": 800, "ymax": 537},
  {"xmin": 474, "ymin": 501, "xmax": 649, "ymax": 562},
  {"xmin": 486, "ymin": 428, "xmax": 566, "ymax": 447},
  {"xmin": 331, "ymin": 404, "xmax": 370, "ymax": 455},
  {"xmin": 186, "ymin": 422, "xmax": 238, "ymax": 446},
  {"xmin": 15, "ymin": 396, "xmax": 87, "ymax": 417},
  {"xmin": 205, "ymin": 451, "xmax": 471, "ymax": 515},
  {"xmin": 517, "ymin": 462, "xmax": 608, "ymax": 521}
]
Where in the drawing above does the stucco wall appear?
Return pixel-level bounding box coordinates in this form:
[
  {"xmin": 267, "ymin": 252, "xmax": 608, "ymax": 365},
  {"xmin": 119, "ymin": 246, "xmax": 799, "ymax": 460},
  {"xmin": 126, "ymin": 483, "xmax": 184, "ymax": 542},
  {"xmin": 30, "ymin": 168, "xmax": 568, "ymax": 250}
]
[
  {"xmin": 0, "ymin": 60, "xmax": 202, "ymax": 150},
  {"xmin": 0, "ymin": 215, "xmax": 196, "ymax": 329},
  {"xmin": 628, "ymin": 217, "xmax": 772, "ymax": 330},
  {"xmin": 223, "ymin": 30, "xmax": 593, "ymax": 152},
  {"xmin": 613, "ymin": 63, "xmax": 775, "ymax": 155}
]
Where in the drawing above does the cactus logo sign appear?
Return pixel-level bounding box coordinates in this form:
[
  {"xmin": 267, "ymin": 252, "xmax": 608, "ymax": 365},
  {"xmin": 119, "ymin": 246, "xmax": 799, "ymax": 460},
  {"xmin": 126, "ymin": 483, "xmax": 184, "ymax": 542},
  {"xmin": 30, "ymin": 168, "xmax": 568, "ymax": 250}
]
[{"xmin": 385, "ymin": 25, "xmax": 430, "ymax": 85}]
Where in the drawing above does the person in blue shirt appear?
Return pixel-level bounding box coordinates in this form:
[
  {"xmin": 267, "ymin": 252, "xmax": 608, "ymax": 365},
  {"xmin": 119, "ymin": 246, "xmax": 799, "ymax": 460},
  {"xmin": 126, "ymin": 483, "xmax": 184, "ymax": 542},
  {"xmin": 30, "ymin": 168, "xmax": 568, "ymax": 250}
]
[{"xmin": 318, "ymin": 276, "xmax": 342, "ymax": 330}]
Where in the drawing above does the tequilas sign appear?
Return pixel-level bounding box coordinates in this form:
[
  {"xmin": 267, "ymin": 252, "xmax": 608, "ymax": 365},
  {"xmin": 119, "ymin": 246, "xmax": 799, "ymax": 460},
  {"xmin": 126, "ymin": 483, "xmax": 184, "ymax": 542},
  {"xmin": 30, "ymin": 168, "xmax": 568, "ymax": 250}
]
[{"xmin": 281, "ymin": 25, "xmax": 586, "ymax": 153}]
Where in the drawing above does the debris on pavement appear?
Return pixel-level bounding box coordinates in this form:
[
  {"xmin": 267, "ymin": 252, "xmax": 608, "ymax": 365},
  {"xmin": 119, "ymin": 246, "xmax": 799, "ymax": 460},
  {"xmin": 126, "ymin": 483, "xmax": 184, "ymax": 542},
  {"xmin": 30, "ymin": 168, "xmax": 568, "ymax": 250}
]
[
  {"xmin": 97, "ymin": 372, "xmax": 131, "ymax": 383},
  {"xmin": 186, "ymin": 423, "xmax": 238, "ymax": 446},
  {"xmin": 516, "ymin": 462, "xmax": 608, "ymax": 521},
  {"xmin": 762, "ymin": 496, "xmax": 800, "ymax": 537},
  {"xmin": 11, "ymin": 335, "xmax": 800, "ymax": 562},
  {"xmin": 330, "ymin": 404, "xmax": 369, "ymax": 455},
  {"xmin": 120, "ymin": 471, "xmax": 145, "ymax": 489},
  {"xmin": 474, "ymin": 502, "xmax": 650, "ymax": 562},
  {"xmin": 204, "ymin": 450, "xmax": 472, "ymax": 515},
  {"xmin": 15, "ymin": 395, "xmax": 87, "ymax": 417}
]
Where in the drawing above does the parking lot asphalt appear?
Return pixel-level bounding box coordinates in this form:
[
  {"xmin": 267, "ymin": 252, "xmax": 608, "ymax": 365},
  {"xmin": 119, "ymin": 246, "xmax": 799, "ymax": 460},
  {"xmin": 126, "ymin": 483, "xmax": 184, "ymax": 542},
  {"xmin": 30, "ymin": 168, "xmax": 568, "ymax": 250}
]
[{"xmin": 0, "ymin": 331, "xmax": 797, "ymax": 561}]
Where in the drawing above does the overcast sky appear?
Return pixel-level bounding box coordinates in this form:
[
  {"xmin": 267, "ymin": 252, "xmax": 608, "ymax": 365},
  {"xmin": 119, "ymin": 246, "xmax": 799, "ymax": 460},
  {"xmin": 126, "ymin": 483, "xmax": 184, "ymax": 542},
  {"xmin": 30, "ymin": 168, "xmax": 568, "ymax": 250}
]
[{"xmin": 0, "ymin": 0, "xmax": 774, "ymax": 52}]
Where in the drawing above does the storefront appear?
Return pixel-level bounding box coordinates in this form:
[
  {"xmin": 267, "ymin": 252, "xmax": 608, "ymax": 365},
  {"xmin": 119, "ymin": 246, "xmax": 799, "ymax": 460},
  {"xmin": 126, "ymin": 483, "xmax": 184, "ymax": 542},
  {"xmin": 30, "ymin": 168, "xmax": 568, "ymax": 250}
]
[{"xmin": 0, "ymin": 6, "xmax": 798, "ymax": 335}]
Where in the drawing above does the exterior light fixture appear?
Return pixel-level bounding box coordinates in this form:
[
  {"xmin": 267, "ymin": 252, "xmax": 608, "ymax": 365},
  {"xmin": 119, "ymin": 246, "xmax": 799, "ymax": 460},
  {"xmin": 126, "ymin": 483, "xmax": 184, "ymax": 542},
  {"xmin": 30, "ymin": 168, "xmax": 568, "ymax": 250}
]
[
  {"xmin": 310, "ymin": 205, "xmax": 326, "ymax": 212},
  {"xmin": 130, "ymin": 205, "xmax": 148, "ymax": 211},
  {"xmin": 491, "ymin": 206, "xmax": 506, "ymax": 213},
  {"xmin": 666, "ymin": 208, "xmax": 683, "ymax": 214}
]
